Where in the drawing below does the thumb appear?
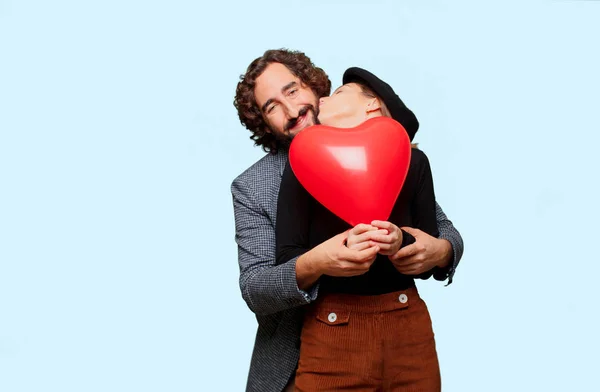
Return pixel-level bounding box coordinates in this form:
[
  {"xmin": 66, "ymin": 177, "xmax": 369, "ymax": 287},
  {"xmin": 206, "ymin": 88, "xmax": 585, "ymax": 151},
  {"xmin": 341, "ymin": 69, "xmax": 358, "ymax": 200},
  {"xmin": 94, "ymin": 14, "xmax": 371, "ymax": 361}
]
[{"xmin": 401, "ymin": 227, "xmax": 422, "ymax": 237}]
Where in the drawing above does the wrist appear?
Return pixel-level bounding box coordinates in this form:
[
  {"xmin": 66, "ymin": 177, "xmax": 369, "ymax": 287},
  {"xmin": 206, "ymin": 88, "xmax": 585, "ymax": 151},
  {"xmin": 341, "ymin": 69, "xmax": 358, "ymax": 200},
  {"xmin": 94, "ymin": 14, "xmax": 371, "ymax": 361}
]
[
  {"xmin": 436, "ymin": 239, "xmax": 453, "ymax": 268},
  {"xmin": 296, "ymin": 252, "xmax": 322, "ymax": 292},
  {"xmin": 300, "ymin": 248, "xmax": 323, "ymax": 278}
]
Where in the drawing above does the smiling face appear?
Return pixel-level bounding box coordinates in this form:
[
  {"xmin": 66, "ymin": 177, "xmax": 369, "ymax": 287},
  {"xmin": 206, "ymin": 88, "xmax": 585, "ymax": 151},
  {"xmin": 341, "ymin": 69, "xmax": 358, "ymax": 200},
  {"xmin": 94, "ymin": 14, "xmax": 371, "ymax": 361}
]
[
  {"xmin": 253, "ymin": 63, "xmax": 320, "ymax": 143},
  {"xmin": 317, "ymin": 83, "xmax": 383, "ymax": 128}
]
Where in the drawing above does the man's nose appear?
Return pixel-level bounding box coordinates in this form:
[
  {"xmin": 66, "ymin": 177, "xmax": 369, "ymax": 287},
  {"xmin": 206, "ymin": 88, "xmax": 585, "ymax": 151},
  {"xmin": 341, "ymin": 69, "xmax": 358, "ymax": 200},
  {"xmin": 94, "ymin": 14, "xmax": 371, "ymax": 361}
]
[{"xmin": 282, "ymin": 99, "xmax": 299, "ymax": 118}]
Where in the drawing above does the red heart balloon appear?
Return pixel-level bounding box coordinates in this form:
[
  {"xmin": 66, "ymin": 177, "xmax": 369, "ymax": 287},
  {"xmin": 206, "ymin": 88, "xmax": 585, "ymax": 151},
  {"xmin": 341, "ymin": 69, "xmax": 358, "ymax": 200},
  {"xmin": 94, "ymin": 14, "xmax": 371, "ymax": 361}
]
[{"xmin": 289, "ymin": 117, "xmax": 412, "ymax": 227}]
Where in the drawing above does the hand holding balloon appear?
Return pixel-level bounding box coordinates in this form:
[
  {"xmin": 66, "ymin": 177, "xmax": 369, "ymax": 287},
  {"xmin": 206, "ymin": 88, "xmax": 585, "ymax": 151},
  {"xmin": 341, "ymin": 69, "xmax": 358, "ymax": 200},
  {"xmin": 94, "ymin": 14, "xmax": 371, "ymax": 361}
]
[
  {"xmin": 346, "ymin": 224, "xmax": 389, "ymax": 251},
  {"xmin": 366, "ymin": 220, "xmax": 404, "ymax": 256}
]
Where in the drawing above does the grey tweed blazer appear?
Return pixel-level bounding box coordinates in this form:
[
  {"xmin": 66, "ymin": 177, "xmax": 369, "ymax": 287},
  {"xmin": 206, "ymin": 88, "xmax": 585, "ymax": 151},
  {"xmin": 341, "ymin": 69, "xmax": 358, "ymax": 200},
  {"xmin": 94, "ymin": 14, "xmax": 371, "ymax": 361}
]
[{"xmin": 231, "ymin": 150, "xmax": 464, "ymax": 392}]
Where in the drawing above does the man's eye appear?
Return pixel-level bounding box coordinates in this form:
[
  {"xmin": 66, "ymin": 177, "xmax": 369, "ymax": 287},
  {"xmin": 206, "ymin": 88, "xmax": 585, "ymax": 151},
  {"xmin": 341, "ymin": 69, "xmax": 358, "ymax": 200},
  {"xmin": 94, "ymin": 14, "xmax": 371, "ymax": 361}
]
[
  {"xmin": 267, "ymin": 105, "xmax": 276, "ymax": 114},
  {"xmin": 289, "ymin": 89, "xmax": 298, "ymax": 96}
]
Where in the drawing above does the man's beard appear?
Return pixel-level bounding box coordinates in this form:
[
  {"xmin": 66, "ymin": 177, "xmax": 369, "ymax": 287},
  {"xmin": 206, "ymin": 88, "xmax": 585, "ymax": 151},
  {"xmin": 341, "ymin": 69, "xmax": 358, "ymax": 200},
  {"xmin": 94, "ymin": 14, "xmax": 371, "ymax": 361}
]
[{"xmin": 275, "ymin": 104, "xmax": 320, "ymax": 149}]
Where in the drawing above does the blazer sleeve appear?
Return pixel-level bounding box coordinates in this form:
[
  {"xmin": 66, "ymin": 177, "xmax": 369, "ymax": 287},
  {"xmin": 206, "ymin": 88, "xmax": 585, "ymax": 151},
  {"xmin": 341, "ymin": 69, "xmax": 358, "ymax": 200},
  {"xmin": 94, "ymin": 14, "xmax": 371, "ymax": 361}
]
[{"xmin": 231, "ymin": 174, "xmax": 318, "ymax": 316}]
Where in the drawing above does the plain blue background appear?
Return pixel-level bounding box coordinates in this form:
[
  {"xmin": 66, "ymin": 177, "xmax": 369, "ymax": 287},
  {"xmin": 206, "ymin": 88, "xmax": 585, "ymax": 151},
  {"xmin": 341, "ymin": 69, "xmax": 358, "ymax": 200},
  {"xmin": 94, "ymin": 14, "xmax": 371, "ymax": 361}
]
[{"xmin": 1, "ymin": 1, "xmax": 599, "ymax": 391}]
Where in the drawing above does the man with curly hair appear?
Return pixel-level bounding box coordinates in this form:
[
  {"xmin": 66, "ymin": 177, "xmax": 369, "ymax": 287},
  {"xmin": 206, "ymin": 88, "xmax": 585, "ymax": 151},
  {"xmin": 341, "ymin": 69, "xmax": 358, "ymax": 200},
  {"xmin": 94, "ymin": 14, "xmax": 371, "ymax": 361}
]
[{"xmin": 231, "ymin": 49, "xmax": 464, "ymax": 392}]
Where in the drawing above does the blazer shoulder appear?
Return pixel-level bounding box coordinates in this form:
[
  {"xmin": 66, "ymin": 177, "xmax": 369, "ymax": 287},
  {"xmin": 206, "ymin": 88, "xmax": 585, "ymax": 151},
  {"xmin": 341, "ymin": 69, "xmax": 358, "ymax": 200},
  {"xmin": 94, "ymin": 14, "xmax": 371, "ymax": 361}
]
[{"xmin": 231, "ymin": 153, "xmax": 283, "ymax": 195}]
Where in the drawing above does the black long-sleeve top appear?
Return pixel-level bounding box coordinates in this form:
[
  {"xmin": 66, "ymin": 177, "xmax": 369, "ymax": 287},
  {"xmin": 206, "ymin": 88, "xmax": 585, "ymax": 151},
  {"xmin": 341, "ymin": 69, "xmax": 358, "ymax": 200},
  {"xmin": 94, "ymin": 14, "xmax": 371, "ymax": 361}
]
[{"xmin": 276, "ymin": 148, "xmax": 440, "ymax": 295}]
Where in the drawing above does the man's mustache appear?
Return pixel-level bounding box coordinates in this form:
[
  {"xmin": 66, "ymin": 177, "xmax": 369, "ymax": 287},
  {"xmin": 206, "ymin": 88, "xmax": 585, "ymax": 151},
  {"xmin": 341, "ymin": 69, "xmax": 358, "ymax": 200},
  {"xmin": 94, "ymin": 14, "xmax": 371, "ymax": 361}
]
[{"xmin": 285, "ymin": 105, "xmax": 318, "ymax": 131}]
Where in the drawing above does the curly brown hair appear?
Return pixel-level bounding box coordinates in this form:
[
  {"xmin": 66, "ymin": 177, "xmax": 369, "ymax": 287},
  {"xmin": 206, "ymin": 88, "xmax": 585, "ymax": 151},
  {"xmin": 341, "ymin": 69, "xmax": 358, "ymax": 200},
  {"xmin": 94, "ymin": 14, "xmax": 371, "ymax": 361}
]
[{"xmin": 234, "ymin": 49, "xmax": 332, "ymax": 154}]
